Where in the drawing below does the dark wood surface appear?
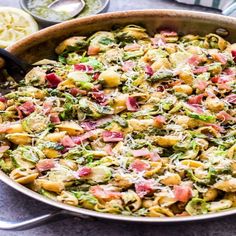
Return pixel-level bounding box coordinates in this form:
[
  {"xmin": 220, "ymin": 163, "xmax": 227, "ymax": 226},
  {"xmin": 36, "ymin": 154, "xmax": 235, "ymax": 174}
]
[{"xmin": 0, "ymin": 1, "xmax": 235, "ymax": 236}]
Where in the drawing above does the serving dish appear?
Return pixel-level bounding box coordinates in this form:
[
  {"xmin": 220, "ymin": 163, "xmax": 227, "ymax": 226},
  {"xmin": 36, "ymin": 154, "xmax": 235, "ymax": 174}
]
[{"xmin": 1, "ymin": 9, "xmax": 236, "ymax": 230}]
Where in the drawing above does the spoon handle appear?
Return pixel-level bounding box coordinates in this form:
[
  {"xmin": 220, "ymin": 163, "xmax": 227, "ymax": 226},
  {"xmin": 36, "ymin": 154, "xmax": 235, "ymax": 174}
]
[{"xmin": 0, "ymin": 49, "xmax": 33, "ymax": 82}]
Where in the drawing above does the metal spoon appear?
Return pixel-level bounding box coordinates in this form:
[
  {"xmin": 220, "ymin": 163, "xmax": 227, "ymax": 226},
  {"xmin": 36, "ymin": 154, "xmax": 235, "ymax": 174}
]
[
  {"xmin": 0, "ymin": 48, "xmax": 34, "ymax": 94},
  {"xmin": 48, "ymin": 0, "xmax": 85, "ymax": 19},
  {"xmin": 0, "ymin": 49, "xmax": 56, "ymax": 95}
]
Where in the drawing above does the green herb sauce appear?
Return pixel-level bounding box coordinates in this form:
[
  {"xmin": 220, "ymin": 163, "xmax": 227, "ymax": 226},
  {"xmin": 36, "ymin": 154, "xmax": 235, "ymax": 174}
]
[{"xmin": 27, "ymin": 0, "xmax": 102, "ymax": 21}]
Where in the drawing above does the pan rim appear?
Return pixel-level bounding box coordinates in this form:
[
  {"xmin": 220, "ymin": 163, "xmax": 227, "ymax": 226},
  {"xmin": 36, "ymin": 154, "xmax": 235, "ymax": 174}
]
[
  {"xmin": 7, "ymin": 9, "xmax": 236, "ymax": 55},
  {"xmin": 2, "ymin": 168, "xmax": 236, "ymax": 223},
  {"xmin": 4, "ymin": 9, "xmax": 236, "ymax": 223}
]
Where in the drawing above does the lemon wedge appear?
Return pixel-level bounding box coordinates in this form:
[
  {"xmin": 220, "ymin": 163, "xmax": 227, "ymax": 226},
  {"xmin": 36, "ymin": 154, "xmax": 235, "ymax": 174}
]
[{"xmin": 0, "ymin": 7, "xmax": 38, "ymax": 48}]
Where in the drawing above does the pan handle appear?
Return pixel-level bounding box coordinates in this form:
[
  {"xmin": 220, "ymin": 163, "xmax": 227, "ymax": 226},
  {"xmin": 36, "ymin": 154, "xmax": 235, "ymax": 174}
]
[{"xmin": 0, "ymin": 210, "xmax": 91, "ymax": 231}]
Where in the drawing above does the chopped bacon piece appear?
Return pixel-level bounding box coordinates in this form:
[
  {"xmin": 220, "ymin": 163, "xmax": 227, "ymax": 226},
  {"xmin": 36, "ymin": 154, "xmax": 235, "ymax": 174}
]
[
  {"xmin": 90, "ymin": 186, "xmax": 121, "ymax": 200},
  {"xmin": 16, "ymin": 107, "xmax": 23, "ymax": 119},
  {"xmin": 211, "ymin": 53, "xmax": 227, "ymax": 65},
  {"xmin": 43, "ymin": 101, "xmax": 53, "ymax": 115},
  {"xmin": 124, "ymin": 43, "xmax": 141, "ymax": 51},
  {"xmin": 88, "ymin": 46, "xmax": 100, "ymax": 56},
  {"xmin": 213, "ymin": 75, "xmax": 234, "ymax": 84},
  {"xmin": 130, "ymin": 159, "xmax": 149, "ymax": 172},
  {"xmin": 216, "ymin": 111, "xmax": 235, "ymax": 122},
  {"xmin": 70, "ymin": 88, "xmax": 87, "ymax": 96},
  {"xmin": 102, "ymin": 131, "xmax": 123, "ymax": 142},
  {"xmin": 122, "ymin": 61, "xmax": 135, "ymax": 72},
  {"xmin": 211, "ymin": 76, "xmax": 219, "ymax": 83},
  {"xmin": 145, "ymin": 65, "xmax": 154, "ymax": 76},
  {"xmin": 176, "ymin": 212, "xmax": 190, "ymax": 217},
  {"xmin": 132, "ymin": 148, "xmax": 150, "ymax": 157},
  {"xmin": 50, "ymin": 113, "xmax": 61, "ymax": 124},
  {"xmin": 103, "ymin": 144, "xmax": 113, "ymax": 155},
  {"xmin": 0, "ymin": 96, "xmax": 7, "ymax": 103},
  {"xmin": 93, "ymin": 72, "xmax": 100, "ymax": 80},
  {"xmin": 186, "ymin": 103, "xmax": 204, "ymax": 114},
  {"xmin": 61, "ymin": 135, "xmax": 76, "ymax": 147},
  {"xmin": 231, "ymin": 50, "xmax": 236, "ymax": 62},
  {"xmin": 81, "ymin": 117, "xmax": 113, "ymax": 131},
  {"xmin": 205, "ymin": 123, "xmax": 224, "ymax": 133},
  {"xmin": 218, "ymin": 83, "xmax": 231, "ymax": 90},
  {"xmin": 74, "ymin": 64, "xmax": 86, "ymax": 71},
  {"xmin": 173, "ymin": 185, "xmax": 192, "ymax": 202},
  {"xmin": 36, "ymin": 159, "xmax": 55, "ymax": 172},
  {"xmin": 154, "ymin": 115, "xmax": 166, "ymax": 128},
  {"xmin": 74, "ymin": 64, "xmax": 93, "ymax": 73},
  {"xmin": 218, "ymin": 75, "xmax": 233, "ymax": 84},
  {"xmin": 225, "ymin": 94, "xmax": 236, "ymax": 104},
  {"xmin": 77, "ymin": 167, "xmax": 92, "ymax": 177},
  {"xmin": 193, "ymin": 66, "xmax": 208, "ymax": 74},
  {"xmin": 148, "ymin": 152, "xmax": 161, "ymax": 162},
  {"xmin": 160, "ymin": 30, "xmax": 177, "ymax": 37},
  {"xmin": 195, "ymin": 80, "xmax": 207, "ymax": 91},
  {"xmin": 231, "ymin": 50, "xmax": 236, "ymax": 57},
  {"xmin": 91, "ymin": 91, "xmax": 107, "ymax": 104},
  {"xmin": 188, "ymin": 94, "xmax": 204, "ymax": 105},
  {"xmin": 0, "ymin": 146, "xmax": 9, "ymax": 153},
  {"xmin": 126, "ymin": 97, "xmax": 139, "ymax": 111},
  {"xmin": 46, "ymin": 73, "xmax": 62, "ymax": 88},
  {"xmin": 72, "ymin": 130, "xmax": 97, "ymax": 144},
  {"xmin": 135, "ymin": 180, "xmax": 154, "ymax": 197},
  {"xmin": 60, "ymin": 147, "xmax": 70, "ymax": 154},
  {"xmin": 187, "ymin": 55, "xmax": 203, "ymax": 66},
  {"xmin": 223, "ymin": 68, "xmax": 235, "ymax": 76},
  {"xmin": 156, "ymin": 85, "xmax": 166, "ymax": 92},
  {"xmin": 80, "ymin": 121, "xmax": 97, "ymax": 131},
  {"xmin": 17, "ymin": 101, "xmax": 35, "ymax": 118},
  {"xmin": 92, "ymin": 85, "xmax": 102, "ymax": 92},
  {"xmin": 151, "ymin": 37, "xmax": 166, "ymax": 47}
]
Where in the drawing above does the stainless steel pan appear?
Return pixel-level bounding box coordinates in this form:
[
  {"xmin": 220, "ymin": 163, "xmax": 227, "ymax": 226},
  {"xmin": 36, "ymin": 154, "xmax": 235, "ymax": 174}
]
[{"xmin": 1, "ymin": 9, "xmax": 236, "ymax": 230}]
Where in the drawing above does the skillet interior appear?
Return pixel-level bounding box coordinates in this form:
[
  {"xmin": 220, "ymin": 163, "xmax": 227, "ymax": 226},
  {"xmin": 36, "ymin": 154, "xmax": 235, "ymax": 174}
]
[
  {"xmin": 7, "ymin": 10, "xmax": 236, "ymax": 63},
  {"xmin": 3, "ymin": 9, "xmax": 236, "ymax": 223}
]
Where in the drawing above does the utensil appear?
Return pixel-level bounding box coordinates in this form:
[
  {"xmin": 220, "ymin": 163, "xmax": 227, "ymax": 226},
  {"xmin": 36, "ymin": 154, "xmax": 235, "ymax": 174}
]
[
  {"xmin": 0, "ymin": 49, "xmax": 34, "ymax": 94},
  {"xmin": 48, "ymin": 0, "xmax": 85, "ymax": 19},
  {"xmin": 19, "ymin": 0, "xmax": 110, "ymax": 25},
  {"xmin": 1, "ymin": 10, "xmax": 236, "ymax": 229},
  {"xmin": 0, "ymin": 49, "xmax": 56, "ymax": 94},
  {"xmin": 0, "ymin": 48, "xmax": 33, "ymax": 80}
]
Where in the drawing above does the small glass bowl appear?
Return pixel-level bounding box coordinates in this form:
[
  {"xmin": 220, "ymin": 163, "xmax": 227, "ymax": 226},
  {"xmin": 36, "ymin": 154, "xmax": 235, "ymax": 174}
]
[{"xmin": 19, "ymin": 0, "xmax": 110, "ymax": 26}]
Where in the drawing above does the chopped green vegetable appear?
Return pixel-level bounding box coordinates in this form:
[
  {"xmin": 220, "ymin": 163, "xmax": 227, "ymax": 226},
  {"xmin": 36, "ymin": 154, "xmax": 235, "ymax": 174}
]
[
  {"xmin": 99, "ymin": 37, "xmax": 115, "ymax": 45},
  {"xmin": 148, "ymin": 70, "xmax": 173, "ymax": 82},
  {"xmin": 185, "ymin": 198, "xmax": 209, "ymax": 215},
  {"xmin": 187, "ymin": 112, "xmax": 216, "ymax": 122}
]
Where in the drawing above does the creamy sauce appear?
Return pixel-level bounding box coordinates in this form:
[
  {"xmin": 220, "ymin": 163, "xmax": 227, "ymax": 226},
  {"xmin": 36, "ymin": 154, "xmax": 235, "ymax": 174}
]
[{"xmin": 27, "ymin": 0, "xmax": 102, "ymax": 21}]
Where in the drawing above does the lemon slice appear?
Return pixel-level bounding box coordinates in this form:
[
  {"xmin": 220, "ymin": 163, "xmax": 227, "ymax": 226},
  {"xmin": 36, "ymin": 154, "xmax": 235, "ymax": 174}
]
[{"xmin": 0, "ymin": 7, "xmax": 38, "ymax": 48}]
